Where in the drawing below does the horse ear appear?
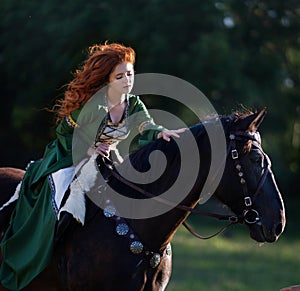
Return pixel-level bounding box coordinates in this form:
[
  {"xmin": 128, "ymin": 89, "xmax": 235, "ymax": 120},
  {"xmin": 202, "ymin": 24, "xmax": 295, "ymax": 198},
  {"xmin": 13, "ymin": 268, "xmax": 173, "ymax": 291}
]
[
  {"xmin": 237, "ymin": 108, "xmax": 267, "ymax": 132},
  {"xmin": 252, "ymin": 108, "xmax": 267, "ymax": 130}
]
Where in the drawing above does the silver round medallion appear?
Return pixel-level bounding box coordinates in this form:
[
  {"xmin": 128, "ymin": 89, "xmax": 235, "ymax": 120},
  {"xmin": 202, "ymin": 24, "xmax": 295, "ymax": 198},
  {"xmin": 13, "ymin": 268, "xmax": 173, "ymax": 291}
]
[
  {"xmin": 116, "ymin": 223, "xmax": 129, "ymax": 236},
  {"xmin": 235, "ymin": 164, "xmax": 242, "ymax": 171},
  {"xmin": 103, "ymin": 205, "xmax": 116, "ymax": 217},
  {"xmin": 166, "ymin": 243, "xmax": 172, "ymax": 256},
  {"xmin": 130, "ymin": 241, "xmax": 143, "ymax": 254},
  {"xmin": 150, "ymin": 253, "xmax": 161, "ymax": 268}
]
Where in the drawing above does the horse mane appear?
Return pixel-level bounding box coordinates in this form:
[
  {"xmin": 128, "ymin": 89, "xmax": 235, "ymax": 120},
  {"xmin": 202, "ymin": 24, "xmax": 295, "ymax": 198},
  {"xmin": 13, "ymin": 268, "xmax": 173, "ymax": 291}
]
[
  {"xmin": 127, "ymin": 122, "xmax": 208, "ymax": 172},
  {"xmin": 127, "ymin": 109, "xmax": 255, "ymax": 169}
]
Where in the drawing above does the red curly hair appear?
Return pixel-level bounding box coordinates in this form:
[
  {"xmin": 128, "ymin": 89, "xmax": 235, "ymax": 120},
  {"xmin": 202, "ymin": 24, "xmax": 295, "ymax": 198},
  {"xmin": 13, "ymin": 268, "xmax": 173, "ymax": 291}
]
[{"xmin": 55, "ymin": 42, "xmax": 135, "ymax": 122}]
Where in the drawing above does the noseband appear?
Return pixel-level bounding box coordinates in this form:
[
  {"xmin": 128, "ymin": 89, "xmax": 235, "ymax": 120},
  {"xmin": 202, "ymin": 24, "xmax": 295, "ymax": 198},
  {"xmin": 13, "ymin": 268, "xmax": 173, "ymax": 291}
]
[{"xmin": 227, "ymin": 130, "xmax": 270, "ymax": 224}]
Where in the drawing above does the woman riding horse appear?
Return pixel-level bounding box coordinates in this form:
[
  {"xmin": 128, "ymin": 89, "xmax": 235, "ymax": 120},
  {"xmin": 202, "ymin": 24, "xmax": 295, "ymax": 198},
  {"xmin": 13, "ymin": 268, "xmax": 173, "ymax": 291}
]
[
  {"xmin": 0, "ymin": 111, "xmax": 286, "ymax": 290},
  {"xmin": 0, "ymin": 42, "xmax": 186, "ymax": 290}
]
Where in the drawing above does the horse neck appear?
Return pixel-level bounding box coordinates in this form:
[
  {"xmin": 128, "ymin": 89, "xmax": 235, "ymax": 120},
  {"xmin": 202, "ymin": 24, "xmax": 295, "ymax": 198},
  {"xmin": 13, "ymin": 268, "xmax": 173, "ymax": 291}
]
[{"xmin": 128, "ymin": 128, "xmax": 211, "ymax": 252}]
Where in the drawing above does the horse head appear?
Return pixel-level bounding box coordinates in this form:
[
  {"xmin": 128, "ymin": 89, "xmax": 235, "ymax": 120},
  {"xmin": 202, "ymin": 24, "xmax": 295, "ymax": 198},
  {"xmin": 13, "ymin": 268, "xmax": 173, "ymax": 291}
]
[
  {"xmin": 107, "ymin": 108, "xmax": 286, "ymax": 246},
  {"xmin": 214, "ymin": 109, "xmax": 286, "ymax": 242}
]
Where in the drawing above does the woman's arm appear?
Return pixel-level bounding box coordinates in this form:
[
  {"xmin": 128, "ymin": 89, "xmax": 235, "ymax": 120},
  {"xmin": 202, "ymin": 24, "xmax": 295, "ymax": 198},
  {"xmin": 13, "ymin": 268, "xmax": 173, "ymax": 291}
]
[{"xmin": 129, "ymin": 95, "xmax": 186, "ymax": 145}]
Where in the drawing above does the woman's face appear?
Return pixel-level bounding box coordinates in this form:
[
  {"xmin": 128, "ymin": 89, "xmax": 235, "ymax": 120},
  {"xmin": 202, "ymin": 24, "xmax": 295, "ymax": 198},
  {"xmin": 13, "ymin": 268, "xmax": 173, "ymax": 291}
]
[{"xmin": 108, "ymin": 62, "xmax": 134, "ymax": 97}]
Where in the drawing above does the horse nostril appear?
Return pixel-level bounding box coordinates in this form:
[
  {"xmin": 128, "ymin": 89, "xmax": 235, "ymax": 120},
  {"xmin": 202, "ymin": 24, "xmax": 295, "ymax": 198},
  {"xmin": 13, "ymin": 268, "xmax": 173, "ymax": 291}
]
[{"xmin": 274, "ymin": 223, "xmax": 283, "ymax": 236}]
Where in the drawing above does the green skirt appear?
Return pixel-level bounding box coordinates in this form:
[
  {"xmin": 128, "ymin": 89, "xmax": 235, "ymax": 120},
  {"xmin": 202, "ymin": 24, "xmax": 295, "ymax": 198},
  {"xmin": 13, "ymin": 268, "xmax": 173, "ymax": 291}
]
[{"xmin": 0, "ymin": 161, "xmax": 57, "ymax": 290}]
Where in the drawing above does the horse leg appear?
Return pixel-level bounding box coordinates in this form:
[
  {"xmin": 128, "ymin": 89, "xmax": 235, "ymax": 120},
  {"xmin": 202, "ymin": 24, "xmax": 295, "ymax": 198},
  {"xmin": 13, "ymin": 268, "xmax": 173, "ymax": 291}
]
[{"xmin": 146, "ymin": 250, "xmax": 172, "ymax": 291}]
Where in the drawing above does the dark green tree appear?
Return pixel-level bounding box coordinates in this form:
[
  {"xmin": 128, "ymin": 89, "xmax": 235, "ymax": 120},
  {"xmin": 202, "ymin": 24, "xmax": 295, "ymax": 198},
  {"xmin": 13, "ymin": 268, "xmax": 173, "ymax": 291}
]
[{"xmin": 0, "ymin": 0, "xmax": 299, "ymax": 199}]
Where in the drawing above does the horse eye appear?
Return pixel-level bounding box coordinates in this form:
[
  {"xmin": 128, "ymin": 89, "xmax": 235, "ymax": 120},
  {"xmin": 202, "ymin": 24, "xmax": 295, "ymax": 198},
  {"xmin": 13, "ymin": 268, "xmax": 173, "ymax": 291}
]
[{"xmin": 250, "ymin": 150, "xmax": 263, "ymax": 165}]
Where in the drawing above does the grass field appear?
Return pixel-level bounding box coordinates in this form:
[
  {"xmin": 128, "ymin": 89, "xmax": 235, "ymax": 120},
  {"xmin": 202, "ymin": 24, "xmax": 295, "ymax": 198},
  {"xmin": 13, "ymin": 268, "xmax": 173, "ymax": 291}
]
[{"xmin": 165, "ymin": 213, "xmax": 300, "ymax": 291}]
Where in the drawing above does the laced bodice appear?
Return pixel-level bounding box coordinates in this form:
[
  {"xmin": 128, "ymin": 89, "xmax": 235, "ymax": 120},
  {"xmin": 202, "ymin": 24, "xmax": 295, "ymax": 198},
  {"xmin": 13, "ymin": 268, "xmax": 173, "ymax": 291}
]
[{"xmin": 95, "ymin": 97, "xmax": 130, "ymax": 148}]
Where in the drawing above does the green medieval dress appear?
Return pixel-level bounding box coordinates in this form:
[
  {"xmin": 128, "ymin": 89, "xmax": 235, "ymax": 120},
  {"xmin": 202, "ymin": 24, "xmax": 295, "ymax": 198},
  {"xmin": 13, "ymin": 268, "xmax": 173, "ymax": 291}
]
[{"xmin": 0, "ymin": 94, "xmax": 164, "ymax": 290}]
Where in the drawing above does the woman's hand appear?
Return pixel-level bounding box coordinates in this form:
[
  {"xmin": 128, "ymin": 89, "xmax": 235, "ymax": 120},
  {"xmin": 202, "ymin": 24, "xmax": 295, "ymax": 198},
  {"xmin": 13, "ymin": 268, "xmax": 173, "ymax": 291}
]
[
  {"xmin": 87, "ymin": 142, "xmax": 111, "ymax": 157},
  {"xmin": 157, "ymin": 128, "xmax": 188, "ymax": 142}
]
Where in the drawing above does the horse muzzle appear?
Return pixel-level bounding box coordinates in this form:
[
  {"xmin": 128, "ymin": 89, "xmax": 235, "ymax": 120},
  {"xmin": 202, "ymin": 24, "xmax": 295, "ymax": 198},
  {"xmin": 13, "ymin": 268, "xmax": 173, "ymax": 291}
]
[{"xmin": 249, "ymin": 212, "xmax": 286, "ymax": 243}]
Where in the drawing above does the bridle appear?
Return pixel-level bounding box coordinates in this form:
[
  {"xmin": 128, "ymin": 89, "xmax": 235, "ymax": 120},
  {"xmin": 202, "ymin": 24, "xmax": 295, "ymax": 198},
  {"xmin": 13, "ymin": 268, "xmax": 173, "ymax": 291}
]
[
  {"xmin": 181, "ymin": 129, "xmax": 271, "ymax": 239},
  {"xmin": 226, "ymin": 130, "xmax": 270, "ymax": 225},
  {"xmin": 100, "ymin": 128, "xmax": 271, "ymax": 239}
]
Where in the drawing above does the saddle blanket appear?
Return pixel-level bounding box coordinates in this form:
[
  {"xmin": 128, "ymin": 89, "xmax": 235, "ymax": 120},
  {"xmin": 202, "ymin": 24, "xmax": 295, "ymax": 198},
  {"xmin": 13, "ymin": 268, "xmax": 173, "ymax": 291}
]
[
  {"xmin": 50, "ymin": 155, "xmax": 100, "ymax": 225},
  {"xmin": 1, "ymin": 154, "xmax": 100, "ymax": 225}
]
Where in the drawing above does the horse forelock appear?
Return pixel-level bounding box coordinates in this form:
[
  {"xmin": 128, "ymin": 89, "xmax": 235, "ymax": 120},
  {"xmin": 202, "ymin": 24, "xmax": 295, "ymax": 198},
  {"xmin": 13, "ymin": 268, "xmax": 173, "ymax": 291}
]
[{"xmin": 220, "ymin": 112, "xmax": 260, "ymax": 153}]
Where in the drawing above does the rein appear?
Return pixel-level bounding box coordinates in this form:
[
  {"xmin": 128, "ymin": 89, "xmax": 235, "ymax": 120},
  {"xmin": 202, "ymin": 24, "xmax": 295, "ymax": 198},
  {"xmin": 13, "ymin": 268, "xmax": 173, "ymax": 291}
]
[
  {"xmin": 100, "ymin": 130, "xmax": 269, "ymax": 240},
  {"xmin": 105, "ymin": 166, "xmax": 238, "ymax": 239}
]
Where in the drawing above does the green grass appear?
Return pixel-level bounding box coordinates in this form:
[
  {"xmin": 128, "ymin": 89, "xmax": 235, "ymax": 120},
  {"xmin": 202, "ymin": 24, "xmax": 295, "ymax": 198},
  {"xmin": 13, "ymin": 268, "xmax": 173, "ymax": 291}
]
[{"xmin": 166, "ymin": 220, "xmax": 300, "ymax": 291}]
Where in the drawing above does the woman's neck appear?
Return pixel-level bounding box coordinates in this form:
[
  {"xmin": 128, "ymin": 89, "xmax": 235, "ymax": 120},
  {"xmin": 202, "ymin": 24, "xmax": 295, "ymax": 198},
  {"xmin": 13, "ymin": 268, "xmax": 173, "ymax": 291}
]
[{"xmin": 107, "ymin": 91, "xmax": 127, "ymax": 107}]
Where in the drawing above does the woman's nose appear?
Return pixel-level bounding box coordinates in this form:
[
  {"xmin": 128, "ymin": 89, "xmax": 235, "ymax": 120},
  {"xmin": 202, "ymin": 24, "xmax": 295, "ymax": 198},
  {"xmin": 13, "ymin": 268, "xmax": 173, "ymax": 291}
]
[{"xmin": 123, "ymin": 76, "xmax": 131, "ymax": 84}]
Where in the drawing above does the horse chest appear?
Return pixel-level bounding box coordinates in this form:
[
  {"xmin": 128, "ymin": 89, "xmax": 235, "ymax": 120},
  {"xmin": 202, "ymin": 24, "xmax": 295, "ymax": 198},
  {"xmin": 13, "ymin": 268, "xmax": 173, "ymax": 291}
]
[{"xmin": 55, "ymin": 217, "xmax": 171, "ymax": 290}]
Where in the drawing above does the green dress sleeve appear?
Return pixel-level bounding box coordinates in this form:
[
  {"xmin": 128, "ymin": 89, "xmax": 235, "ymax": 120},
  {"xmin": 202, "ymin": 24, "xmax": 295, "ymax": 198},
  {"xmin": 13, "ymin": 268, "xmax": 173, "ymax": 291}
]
[
  {"xmin": 30, "ymin": 108, "xmax": 83, "ymax": 184},
  {"xmin": 128, "ymin": 95, "xmax": 165, "ymax": 147},
  {"xmin": 54, "ymin": 112, "xmax": 77, "ymax": 157}
]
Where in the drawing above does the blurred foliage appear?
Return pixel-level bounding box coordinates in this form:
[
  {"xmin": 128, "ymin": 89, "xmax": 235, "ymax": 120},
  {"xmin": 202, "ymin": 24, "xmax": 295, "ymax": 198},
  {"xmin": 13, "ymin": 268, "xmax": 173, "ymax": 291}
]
[{"xmin": 0, "ymin": 0, "xmax": 299, "ymax": 201}]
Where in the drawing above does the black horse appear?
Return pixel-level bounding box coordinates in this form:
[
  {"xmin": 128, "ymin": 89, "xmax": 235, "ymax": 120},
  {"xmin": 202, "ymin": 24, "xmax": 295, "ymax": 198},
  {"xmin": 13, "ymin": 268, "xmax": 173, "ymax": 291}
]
[{"xmin": 0, "ymin": 109, "xmax": 286, "ymax": 290}]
